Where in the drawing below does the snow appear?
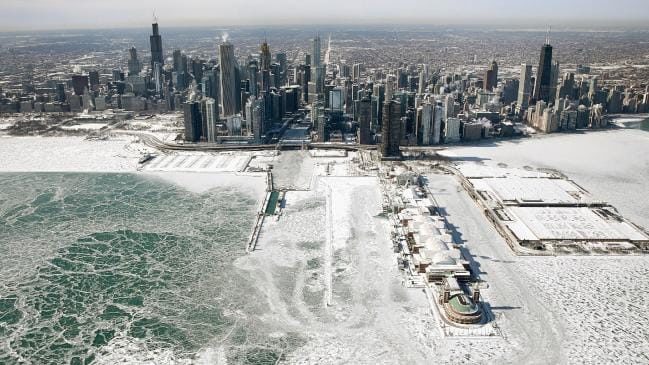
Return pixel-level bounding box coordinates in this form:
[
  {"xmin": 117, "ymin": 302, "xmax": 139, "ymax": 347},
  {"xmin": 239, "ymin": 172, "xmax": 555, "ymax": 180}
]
[
  {"xmin": 508, "ymin": 206, "xmax": 646, "ymax": 241},
  {"xmin": 143, "ymin": 152, "xmax": 252, "ymax": 172},
  {"xmin": 142, "ymin": 171, "xmax": 266, "ymax": 198},
  {"xmin": 60, "ymin": 123, "xmax": 108, "ymax": 131},
  {"xmin": 3, "ymin": 129, "xmax": 648, "ymax": 363},
  {"xmin": 429, "ymin": 128, "xmax": 649, "ymax": 363},
  {"xmin": 441, "ymin": 129, "xmax": 649, "ymax": 229},
  {"xmin": 0, "ymin": 136, "xmax": 142, "ymax": 172},
  {"xmin": 472, "ymin": 176, "xmax": 585, "ymax": 204}
]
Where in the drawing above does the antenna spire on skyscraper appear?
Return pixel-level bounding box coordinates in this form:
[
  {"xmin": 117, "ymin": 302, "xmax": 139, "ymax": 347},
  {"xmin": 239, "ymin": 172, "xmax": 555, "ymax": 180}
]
[
  {"xmin": 546, "ymin": 25, "xmax": 551, "ymax": 45},
  {"xmin": 153, "ymin": 9, "xmax": 158, "ymax": 24}
]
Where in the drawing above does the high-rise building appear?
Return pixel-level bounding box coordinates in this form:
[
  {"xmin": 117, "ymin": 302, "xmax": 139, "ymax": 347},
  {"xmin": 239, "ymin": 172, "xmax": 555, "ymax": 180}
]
[
  {"xmin": 202, "ymin": 68, "xmax": 220, "ymax": 102},
  {"xmin": 381, "ymin": 100, "xmax": 402, "ymax": 157},
  {"xmin": 352, "ymin": 63, "xmax": 362, "ymax": 82},
  {"xmin": 248, "ymin": 62, "xmax": 259, "ymax": 97},
  {"xmin": 56, "ymin": 83, "xmax": 66, "ymax": 102},
  {"xmin": 312, "ymin": 35, "xmax": 321, "ymax": 68},
  {"xmin": 150, "ymin": 22, "xmax": 164, "ymax": 68},
  {"xmin": 315, "ymin": 66, "xmax": 325, "ymax": 95},
  {"xmin": 173, "ymin": 50, "xmax": 183, "ymax": 73},
  {"xmin": 183, "ymin": 101, "xmax": 202, "ymax": 142},
  {"xmin": 517, "ymin": 63, "xmax": 533, "ymax": 111},
  {"xmin": 203, "ymin": 98, "xmax": 218, "ymax": 142},
  {"xmin": 153, "ymin": 62, "xmax": 164, "ymax": 96},
  {"xmin": 418, "ymin": 70, "xmax": 426, "ymax": 95},
  {"xmin": 260, "ymin": 41, "xmax": 272, "ymax": 71},
  {"xmin": 445, "ymin": 117, "xmax": 461, "ymax": 143},
  {"xmin": 358, "ymin": 96, "xmax": 372, "ymax": 144},
  {"xmin": 276, "ymin": 53, "xmax": 287, "ymax": 85},
  {"xmin": 219, "ymin": 41, "xmax": 237, "ymax": 117},
  {"xmin": 329, "ymin": 87, "xmax": 343, "ymax": 112},
  {"xmin": 88, "ymin": 71, "xmax": 100, "ymax": 91},
  {"xmin": 418, "ymin": 103, "xmax": 434, "ymax": 145},
  {"xmin": 127, "ymin": 47, "xmax": 141, "ymax": 76},
  {"xmin": 71, "ymin": 75, "xmax": 89, "ymax": 95},
  {"xmin": 484, "ymin": 60, "xmax": 498, "ymax": 91},
  {"xmin": 533, "ymin": 40, "xmax": 554, "ymax": 104}
]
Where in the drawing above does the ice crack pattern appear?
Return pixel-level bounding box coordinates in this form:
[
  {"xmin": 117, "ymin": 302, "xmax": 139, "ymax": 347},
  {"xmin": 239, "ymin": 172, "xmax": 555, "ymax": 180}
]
[{"xmin": 0, "ymin": 173, "xmax": 296, "ymax": 364}]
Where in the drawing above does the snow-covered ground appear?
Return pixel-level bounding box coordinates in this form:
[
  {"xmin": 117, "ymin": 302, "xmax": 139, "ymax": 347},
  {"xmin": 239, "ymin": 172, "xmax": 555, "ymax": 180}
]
[
  {"xmin": 235, "ymin": 176, "xmax": 444, "ymax": 364},
  {"xmin": 142, "ymin": 171, "xmax": 266, "ymax": 197},
  {"xmin": 440, "ymin": 129, "xmax": 649, "ymax": 229},
  {"xmin": 0, "ymin": 136, "xmax": 143, "ymax": 172},
  {"xmin": 232, "ymin": 151, "xmax": 513, "ymax": 364},
  {"xmin": 60, "ymin": 123, "xmax": 108, "ymax": 131}
]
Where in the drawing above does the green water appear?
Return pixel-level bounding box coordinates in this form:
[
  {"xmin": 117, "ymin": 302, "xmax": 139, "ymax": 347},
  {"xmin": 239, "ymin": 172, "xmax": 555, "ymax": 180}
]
[
  {"xmin": 0, "ymin": 173, "xmax": 299, "ymax": 364},
  {"xmin": 641, "ymin": 118, "xmax": 649, "ymax": 131}
]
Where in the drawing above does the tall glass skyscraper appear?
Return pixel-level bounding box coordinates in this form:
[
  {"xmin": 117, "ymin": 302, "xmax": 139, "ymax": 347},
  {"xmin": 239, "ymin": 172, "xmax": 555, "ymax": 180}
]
[
  {"xmin": 533, "ymin": 42, "xmax": 553, "ymax": 104},
  {"xmin": 149, "ymin": 22, "xmax": 164, "ymax": 69},
  {"xmin": 219, "ymin": 41, "xmax": 237, "ymax": 117},
  {"xmin": 312, "ymin": 35, "xmax": 321, "ymax": 68},
  {"xmin": 518, "ymin": 63, "xmax": 533, "ymax": 110}
]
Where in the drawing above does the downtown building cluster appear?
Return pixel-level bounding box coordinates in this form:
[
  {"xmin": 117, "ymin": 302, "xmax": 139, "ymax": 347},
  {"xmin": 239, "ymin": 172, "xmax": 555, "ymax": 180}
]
[
  {"xmin": 1, "ymin": 23, "xmax": 649, "ymax": 153},
  {"xmin": 363, "ymin": 37, "xmax": 649, "ymax": 157}
]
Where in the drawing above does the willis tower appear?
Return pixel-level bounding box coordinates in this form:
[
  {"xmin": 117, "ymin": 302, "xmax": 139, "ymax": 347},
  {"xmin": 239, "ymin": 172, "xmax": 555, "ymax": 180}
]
[{"xmin": 150, "ymin": 20, "xmax": 164, "ymax": 68}]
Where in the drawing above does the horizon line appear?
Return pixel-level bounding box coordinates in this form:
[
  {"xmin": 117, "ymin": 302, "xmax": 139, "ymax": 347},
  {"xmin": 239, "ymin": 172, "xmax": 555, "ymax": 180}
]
[{"xmin": 2, "ymin": 19, "xmax": 649, "ymax": 34}]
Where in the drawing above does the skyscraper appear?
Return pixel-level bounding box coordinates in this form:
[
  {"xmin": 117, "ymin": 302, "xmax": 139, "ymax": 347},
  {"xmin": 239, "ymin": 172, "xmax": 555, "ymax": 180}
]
[
  {"xmin": 127, "ymin": 47, "xmax": 141, "ymax": 76},
  {"xmin": 533, "ymin": 39, "xmax": 554, "ymax": 104},
  {"xmin": 518, "ymin": 63, "xmax": 533, "ymax": 111},
  {"xmin": 276, "ymin": 52, "xmax": 287, "ymax": 85},
  {"xmin": 381, "ymin": 100, "xmax": 402, "ymax": 157},
  {"xmin": 219, "ymin": 41, "xmax": 237, "ymax": 117},
  {"xmin": 150, "ymin": 22, "xmax": 164, "ymax": 69},
  {"xmin": 183, "ymin": 101, "xmax": 202, "ymax": 142},
  {"xmin": 484, "ymin": 60, "xmax": 498, "ymax": 91},
  {"xmin": 71, "ymin": 75, "xmax": 89, "ymax": 96},
  {"xmin": 88, "ymin": 70, "xmax": 100, "ymax": 91},
  {"xmin": 315, "ymin": 66, "xmax": 325, "ymax": 95},
  {"xmin": 260, "ymin": 41, "xmax": 272, "ymax": 71},
  {"xmin": 312, "ymin": 35, "xmax": 321, "ymax": 68},
  {"xmin": 358, "ymin": 96, "xmax": 372, "ymax": 144},
  {"xmin": 153, "ymin": 62, "xmax": 164, "ymax": 96},
  {"xmin": 203, "ymin": 98, "xmax": 218, "ymax": 142},
  {"xmin": 248, "ymin": 62, "xmax": 258, "ymax": 97},
  {"xmin": 172, "ymin": 50, "xmax": 183, "ymax": 73}
]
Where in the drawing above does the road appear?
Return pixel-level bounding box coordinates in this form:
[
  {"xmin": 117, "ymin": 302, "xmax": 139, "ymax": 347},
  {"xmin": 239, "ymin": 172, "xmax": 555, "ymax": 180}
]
[{"xmin": 110, "ymin": 130, "xmax": 376, "ymax": 153}]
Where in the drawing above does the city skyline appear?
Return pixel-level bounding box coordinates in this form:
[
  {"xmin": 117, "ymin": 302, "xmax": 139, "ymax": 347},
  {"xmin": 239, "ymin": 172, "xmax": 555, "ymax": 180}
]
[
  {"xmin": 3, "ymin": 0, "xmax": 649, "ymax": 31},
  {"xmin": 2, "ymin": 3, "xmax": 649, "ymax": 363}
]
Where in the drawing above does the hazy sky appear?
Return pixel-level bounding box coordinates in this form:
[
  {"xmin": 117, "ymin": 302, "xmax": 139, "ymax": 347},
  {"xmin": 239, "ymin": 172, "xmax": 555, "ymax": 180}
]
[{"xmin": 3, "ymin": 0, "xmax": 649, "ymax": 31}]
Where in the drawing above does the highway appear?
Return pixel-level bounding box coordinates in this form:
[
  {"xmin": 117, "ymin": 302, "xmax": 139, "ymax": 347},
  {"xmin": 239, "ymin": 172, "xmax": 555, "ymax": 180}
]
[{"xmin": 111, "ymin": 130, "xmax": 377, "ymax": 152}]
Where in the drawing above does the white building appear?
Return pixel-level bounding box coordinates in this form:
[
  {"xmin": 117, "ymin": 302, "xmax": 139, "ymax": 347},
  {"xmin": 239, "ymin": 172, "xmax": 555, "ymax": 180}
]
[{"xmin": 445, "ymin": 117, "xmax": 461, "ymax": 143}]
